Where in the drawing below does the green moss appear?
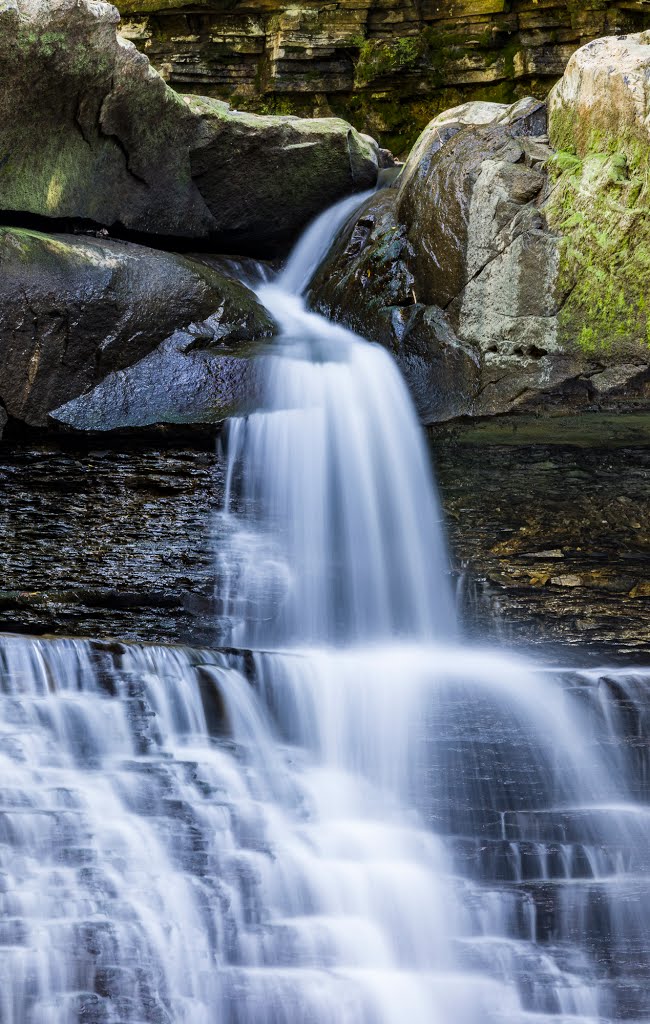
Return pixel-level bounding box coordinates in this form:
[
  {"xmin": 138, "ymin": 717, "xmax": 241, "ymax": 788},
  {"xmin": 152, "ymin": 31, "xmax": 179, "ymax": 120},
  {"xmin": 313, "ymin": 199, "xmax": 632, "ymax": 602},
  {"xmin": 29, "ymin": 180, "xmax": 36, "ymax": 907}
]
[
  {"xmin": 354, "ymin": 36, "xmax": 426, "ymax": 87},
  {"xmin": 546, "ymin": 146, "xmax": 650, "ymax": 354},
  {"xmin": 552, "ymin": 151, "xmax": 582, "ymax": 175}
]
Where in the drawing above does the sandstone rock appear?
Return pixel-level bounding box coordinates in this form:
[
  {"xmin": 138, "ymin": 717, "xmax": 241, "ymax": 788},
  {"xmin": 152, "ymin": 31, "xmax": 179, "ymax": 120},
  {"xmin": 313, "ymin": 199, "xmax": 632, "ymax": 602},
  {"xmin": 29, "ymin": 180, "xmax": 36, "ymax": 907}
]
[
  {"xmin": 0, "ymin": 227, "xmax": 273, "ymax": 429},
  {"xmin": 0, "ymin": 0, "xmax": 377, "ymax": 247}
]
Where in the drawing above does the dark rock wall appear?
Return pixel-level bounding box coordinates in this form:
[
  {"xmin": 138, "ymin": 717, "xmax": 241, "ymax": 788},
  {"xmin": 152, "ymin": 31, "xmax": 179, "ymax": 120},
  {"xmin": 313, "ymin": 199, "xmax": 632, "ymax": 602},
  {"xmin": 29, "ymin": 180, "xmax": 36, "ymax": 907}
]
[
  {"xmin": 118, "ymin": 0, "xmax": 650, "ymax": 152},
  {"xmin": 2, "ymin": 427, "xmax": 649, "ymax": 658}
]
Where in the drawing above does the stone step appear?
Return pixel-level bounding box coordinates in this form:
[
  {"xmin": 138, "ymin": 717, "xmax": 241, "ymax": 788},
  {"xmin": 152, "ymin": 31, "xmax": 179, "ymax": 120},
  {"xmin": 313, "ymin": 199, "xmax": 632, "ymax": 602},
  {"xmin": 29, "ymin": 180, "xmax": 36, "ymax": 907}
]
[{"xmin": 447, "ymin": 836, "xmax": 641, "ymax": 883}]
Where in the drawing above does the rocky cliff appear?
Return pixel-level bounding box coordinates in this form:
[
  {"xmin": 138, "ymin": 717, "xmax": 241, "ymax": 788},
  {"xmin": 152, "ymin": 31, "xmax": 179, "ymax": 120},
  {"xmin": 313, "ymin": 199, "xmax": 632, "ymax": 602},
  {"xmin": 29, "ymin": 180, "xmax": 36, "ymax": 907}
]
[{"xmin": 118, "ymin": 0, "xmax": 650, "ymax": 153}]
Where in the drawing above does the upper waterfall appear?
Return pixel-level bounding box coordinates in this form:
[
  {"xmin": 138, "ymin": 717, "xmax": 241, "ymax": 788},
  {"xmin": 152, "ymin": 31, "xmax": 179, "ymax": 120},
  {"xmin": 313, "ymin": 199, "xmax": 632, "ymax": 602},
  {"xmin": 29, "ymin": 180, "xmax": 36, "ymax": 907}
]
[{"xmin": 217, "ymin": 192, "xmax": 454, "ymax": 648}]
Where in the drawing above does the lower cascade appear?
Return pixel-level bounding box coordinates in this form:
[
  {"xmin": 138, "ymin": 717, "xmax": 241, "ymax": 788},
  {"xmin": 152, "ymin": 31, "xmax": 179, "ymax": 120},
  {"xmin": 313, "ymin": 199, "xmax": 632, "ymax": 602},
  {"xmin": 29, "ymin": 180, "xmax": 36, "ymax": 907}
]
[{"xmin": 1, "ymin": 195, "xmax": 649, "ymax": 1024}]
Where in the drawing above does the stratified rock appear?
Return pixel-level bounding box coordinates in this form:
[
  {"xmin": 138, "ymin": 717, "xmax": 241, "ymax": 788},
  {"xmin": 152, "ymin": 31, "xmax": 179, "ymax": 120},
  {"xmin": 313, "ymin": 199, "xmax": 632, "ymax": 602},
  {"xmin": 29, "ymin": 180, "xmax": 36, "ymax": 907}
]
[
  {"xmin": 0, "ymin": 0, "xmax": 377, "ymax": 247},
  {"xmin": 0, "ymin": 227, "xmax": 273, "ymax": 428},
  {"xmin": 118, "ymin": 0, "xmax": 650, "ymax": 156}
]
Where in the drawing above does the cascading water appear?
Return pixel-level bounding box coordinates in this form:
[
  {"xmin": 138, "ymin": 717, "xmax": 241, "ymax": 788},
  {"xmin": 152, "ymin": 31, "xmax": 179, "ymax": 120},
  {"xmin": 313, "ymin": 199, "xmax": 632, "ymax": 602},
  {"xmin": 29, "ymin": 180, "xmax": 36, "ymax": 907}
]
[{"xmin": 1, "ymin": 194, "xmax": 649, "ymax": 1023}]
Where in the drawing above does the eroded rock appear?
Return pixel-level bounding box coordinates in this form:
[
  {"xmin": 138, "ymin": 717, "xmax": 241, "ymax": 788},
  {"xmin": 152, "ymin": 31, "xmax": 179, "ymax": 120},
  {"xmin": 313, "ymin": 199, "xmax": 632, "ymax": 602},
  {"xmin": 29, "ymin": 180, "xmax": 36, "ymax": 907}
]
[{"xmin": 0, "ymin": 227, "xmax": 273, "ymax": 428}]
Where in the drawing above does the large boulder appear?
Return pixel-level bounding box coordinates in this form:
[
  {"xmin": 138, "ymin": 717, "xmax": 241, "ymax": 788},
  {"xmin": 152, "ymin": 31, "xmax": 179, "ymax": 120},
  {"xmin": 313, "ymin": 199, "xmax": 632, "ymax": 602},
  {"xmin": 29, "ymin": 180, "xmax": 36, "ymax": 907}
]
[
  {"xmin": 49, "ymin": 330, "xmax": 266, "ymax": 433},
  {"xmin": 0, "ymin": 227, "xmax": 274, "ymax": 430},
  {"xmin": 0, "ymin": 0, "xmax": 377, "ymax": 248},
  {"xmin": 311, "ymin": 99, "xmax": 560, "ymax": 422},
  {"xmin": 546, "ymin": 31, "xmax": 650, "ymax": 357},
  {"xmin": 188, "ymin": 98, "xmax": 378, "ymax": 250},
  {"xmin": 311, "ymin": 88, "xmax": 650, "ymax": 423}
]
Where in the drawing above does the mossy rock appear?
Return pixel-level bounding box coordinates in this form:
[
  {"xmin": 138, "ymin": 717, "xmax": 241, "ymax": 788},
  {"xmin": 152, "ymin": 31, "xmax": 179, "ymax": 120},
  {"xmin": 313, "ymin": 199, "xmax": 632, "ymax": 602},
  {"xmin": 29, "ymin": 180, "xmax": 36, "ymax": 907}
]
[
  {"xmin": 0, "ymin": 0, "xmax": 378, "ymax": 247},
  {"xmin": 547, "ymin": 31, "xmax": 650, "ymax": 355}
]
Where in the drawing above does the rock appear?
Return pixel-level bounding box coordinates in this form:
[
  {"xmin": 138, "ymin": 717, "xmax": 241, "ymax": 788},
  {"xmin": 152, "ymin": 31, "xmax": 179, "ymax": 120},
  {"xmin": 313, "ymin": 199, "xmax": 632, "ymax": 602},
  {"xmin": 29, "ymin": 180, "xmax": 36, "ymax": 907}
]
[
  {"xmin": 187, "ymin": 97, "xmax": 378, "ymax": 250},
  {"xmin": 312, "ymin": 82, "xmax": 650, "ymax": 424},
  {"xmin": 0, "ymin": 227, "xmax": 273, "ymax": 429},
  {"xmin": 436, "ymin": 427, "xmax": 650, "ymax": 657},
  {"xmin": 546, "ymin": 31, "xmax": 650, "ymax": 357},
  {"xmin": 398, "ymin": 97, "xmax": 547, "ymax": 190},
  {"xmin": 2, "ymin": 429, "xmax": 650, "ymax": 654},
  {"xmin": 50, "ymin": 330, "xmax": 267, "ymax": 433},
  {"xmin": 548, "ymin": 31, "xmax": 650, "ymax": 160},
  {"xmin": 310, "ymin": 188, "xmax": 480, "ymax": 423},
  {"xmin": 311, "ymin": 99, "xmax": 557, "ymax": 422},
  {"xmin": 0, "ymin": 0, "xmax": 377, "ymax": 247},
  {"xmin": 0, "ymin": 0, "xmax": 212, "ymax": 239},
  {"xmin": 117, "ymin": 0, "xmax": 650, "ymax": 156}
]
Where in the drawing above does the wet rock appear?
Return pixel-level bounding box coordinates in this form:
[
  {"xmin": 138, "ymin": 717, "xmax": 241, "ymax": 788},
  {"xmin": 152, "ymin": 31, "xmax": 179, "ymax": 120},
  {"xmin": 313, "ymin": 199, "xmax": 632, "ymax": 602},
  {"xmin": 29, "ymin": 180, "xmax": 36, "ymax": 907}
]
[
  {"xmin": 311, "ymin": 100, "xmax": 556, "ymax": 422},
  {"xmin": 50, "ymin": 332, "xmax": 268, "ymax": 433},
  {"xmin": 0, "ymin": 0, "xmax": 378, "ymax": 247},
  {"xmin": 435, "ymin": 417, "xmax": 650, "ymax": 658},
  {"xmin": 0, "ymin": 227, "xmax": 273, "ymax": 429},
  {"xmin": 2, "ymin": 427, "xmax": 650, "ymax": 656}
]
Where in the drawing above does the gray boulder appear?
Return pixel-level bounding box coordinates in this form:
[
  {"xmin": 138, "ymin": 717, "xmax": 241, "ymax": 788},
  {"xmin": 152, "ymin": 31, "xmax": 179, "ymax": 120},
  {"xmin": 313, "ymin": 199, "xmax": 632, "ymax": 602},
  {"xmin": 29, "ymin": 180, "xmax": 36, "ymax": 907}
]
[
  {"xmin": 188, "ymin": 97, "xmax": 378, "ymax": 250},
  {"xmin": 50, "ymin": 329, "xmax": 267, "ymax": 433},
  {"xmin": 311, "ymin": 93, "xmax": 650, "ymax": 423},
  {"xmin": 0, "ymin": 227, "xmax": 274, "ymax": 429},
  {"xmin": 0, "ymin": 0, "xmax": 377, "ymax": 247}
]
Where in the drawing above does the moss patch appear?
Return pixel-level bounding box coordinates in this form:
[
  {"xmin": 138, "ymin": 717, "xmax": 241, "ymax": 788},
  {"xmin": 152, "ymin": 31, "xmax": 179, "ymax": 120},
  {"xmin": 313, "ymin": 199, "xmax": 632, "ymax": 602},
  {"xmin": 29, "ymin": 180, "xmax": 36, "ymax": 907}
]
[
  {"xmin": 545, "ymin": 139, "xmax": 650, "ymax": 354},
  {"xmin": 353, "ymin": 36, "xmax": 426, "ymax": 87}
]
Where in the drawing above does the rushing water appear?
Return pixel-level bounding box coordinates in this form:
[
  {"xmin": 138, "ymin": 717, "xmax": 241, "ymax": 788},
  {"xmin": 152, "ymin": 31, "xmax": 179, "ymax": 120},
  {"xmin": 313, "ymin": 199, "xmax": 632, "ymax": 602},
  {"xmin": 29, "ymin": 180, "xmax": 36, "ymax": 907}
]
[{"xmin": 0, "ymin": 195, "xmax": 649, "ymax": 1023}]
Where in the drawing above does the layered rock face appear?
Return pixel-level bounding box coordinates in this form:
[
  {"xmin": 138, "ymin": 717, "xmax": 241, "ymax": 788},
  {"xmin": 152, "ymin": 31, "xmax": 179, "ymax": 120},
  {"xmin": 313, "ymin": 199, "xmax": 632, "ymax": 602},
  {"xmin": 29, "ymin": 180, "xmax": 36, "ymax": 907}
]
[{"xmin": 118, "ymin": 0, "xmax": 650, "ymax": 154}]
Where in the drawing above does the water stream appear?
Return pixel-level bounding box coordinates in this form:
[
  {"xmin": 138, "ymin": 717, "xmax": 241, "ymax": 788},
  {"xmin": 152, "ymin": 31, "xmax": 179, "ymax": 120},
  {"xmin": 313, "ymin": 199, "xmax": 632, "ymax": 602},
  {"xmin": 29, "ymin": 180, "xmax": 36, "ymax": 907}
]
[{"xmin": 0, "ymin": 195, "xmax": 649, "ymax": 1022}]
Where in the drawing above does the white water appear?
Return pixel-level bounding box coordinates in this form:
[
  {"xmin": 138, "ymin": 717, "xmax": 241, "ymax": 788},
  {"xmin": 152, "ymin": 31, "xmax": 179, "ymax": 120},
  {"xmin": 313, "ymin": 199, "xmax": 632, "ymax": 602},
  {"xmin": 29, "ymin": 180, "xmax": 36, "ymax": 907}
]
[{"xmin": 1, "ymin": 195, "xmax": 649, "ymax": 1022}]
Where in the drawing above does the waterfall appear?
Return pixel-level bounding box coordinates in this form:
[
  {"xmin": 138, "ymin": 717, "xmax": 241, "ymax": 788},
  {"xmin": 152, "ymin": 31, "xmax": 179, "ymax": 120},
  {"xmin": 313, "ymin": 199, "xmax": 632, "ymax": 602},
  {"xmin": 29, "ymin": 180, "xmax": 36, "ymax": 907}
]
[{"xmin": 1, "ymin": 196, "xmax": 650, "ymax": 1023}]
